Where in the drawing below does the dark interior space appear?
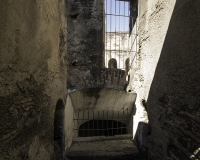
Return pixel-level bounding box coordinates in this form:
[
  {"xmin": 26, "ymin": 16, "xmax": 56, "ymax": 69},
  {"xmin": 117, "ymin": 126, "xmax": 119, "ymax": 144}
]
[
  {"xmin": 79, "ymin": 120, "xmax": 127, "ymax": 137},
  {"xmin": 54, "ymin": 99, "xmax": 65, "ymax": 160}
]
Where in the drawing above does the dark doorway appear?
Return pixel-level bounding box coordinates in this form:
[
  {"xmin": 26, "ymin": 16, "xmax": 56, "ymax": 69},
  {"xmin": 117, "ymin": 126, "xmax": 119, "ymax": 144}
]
[{"xmin": 79, "ymin": 120, "xmax": 127, "ymax": 137}]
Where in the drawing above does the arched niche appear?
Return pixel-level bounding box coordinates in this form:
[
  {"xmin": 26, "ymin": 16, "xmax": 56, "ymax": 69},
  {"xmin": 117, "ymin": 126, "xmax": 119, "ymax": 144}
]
[{"xmin": 108, "ymin": 58, "xmax": 117, "ymax": 68}]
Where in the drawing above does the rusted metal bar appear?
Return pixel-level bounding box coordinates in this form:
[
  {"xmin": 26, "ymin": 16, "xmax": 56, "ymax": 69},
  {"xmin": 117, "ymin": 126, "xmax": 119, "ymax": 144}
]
[
  {"xmin": 107, "ymin": 110, "xmax": 109, "ymax": 136},
  {"xmin": 98, "ymin": 111, "xmax": 99, "ymax": 136},
  {"xmin": 75, "ymin": 109, "xmax": 131, "ymax": 137},
  {"xmin": 73, "ymin": 118, "xmax": 130, "ymax": 120},
  {"xmin": 83, "ymin": 110, "xmax": 85, "ymax": 137},
  {"xmin": 88, "ymin": 110, "xmax": 89, "ymax": 136},
  {"xmin": 74, "ymin": 127, "xmax": 127, "ymax": 131},
  {"xmin": 93, "ymin": 111, "xmax": 94, "ymax": 136},
  {"xmin": 106, "ymin": 13, "xmax": 133, "ymax": 18}
]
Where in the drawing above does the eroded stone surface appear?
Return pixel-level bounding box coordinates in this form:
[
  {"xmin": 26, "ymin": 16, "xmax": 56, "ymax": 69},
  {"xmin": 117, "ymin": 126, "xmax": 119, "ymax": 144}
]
[
  {"xmin": 66, "ymin": 135, "xmax": 139, "ymax": 160},
  {"xmin": 0, "ymin": 1, "xmax": 67, "ymax": 159}
]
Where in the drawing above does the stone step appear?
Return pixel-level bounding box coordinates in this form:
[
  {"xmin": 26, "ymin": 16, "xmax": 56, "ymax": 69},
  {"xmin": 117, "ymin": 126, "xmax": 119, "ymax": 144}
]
[{"xmin": 66, "ymin": 135, "xmax": 140, "ymax": 160}]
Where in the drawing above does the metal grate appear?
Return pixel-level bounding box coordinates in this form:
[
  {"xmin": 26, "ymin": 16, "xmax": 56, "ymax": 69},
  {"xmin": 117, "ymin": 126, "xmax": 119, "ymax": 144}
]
[
  {"xmin": 105, "ymin": 0, "xmax": 137, "ymax": 71},
  {"xmin": 74, "ymin": 109, "xmax": 132, "ymax": 137}
]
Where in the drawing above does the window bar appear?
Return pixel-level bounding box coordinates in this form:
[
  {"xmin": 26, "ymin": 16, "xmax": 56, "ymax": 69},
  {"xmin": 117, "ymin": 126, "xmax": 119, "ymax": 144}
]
[
  {"xmin": 88, "ymin": 110, "xmax": 89, "ymax": 137},
  {"xmin": 112, "ymin": 110, "xmax": 114, "ymax": 136},
  {"xmin": 123, "ymin": 1, "xmax": 125, "ymax": 70},
  {"xmin": 115, "ymin": 0, "xmax": 117, "ymax": 61},
  {"xmin": 127, "ymin": 2, "xmax": 130, "ymax": 64},
  {"xmin": 77, "ymin": 108, "xmax": 80, "ymax": 119},
  {"xmin": 103, "ymin": 110, "xmax": 104, "ymax": 135},
  {"xmin": 118, "ymin": 1, "xmax": 120, "ymax": 69},
  {"xmin": 117, "ymin": 110, "xmax": 119, "ymax": 135},
  {"xmin": 136, "ymin": 15, "xmax": 137, "ymax": 68},
  {"xmin": 106, "ymin": 13, "xmax": 133, "ymax": 18},
  {"xmin": 77, "ymin": 109, "xmax": 80, "ymax": 136},
  {"xmin": 83, "ymin": 110, "xmax": 85, "ymax": 137},
  {"xmin": 93, "ymin": 111, "xmax": 94, "ymax": 136},
  {"xmin": 126, "ymin": 108, "xmax": 128, "ymax": 133},
  {"xmin": 98, "ymin": 110, "xmax": 99, "ymax": 136},
  {"xmin": 110, "ymin": 0, "xmax": 112, "ymax": 61},
  {"xmin": 121, "ymin": 109, "xmax": 124, "ymax": 135},
  {"xmin": 74, "ymin": 118, "xmax": 130, "ymax": 121},
  {"xmin": 106, "ymin": 0, "xmax": 107, "ymax": 67},
  {"xmin": 107, "ymin": 110, "xmax": 109, "ymax": 136}
]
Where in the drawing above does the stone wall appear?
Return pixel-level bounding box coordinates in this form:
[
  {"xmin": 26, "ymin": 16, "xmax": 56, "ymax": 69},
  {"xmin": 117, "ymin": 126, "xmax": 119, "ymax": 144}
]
[
  {"xmin": 68, "ymin": 67, "xmax": 126, "ymax": 92},
  {"xmin": 67, "ymin": 0, "xmax": 107, "ymax": 92},
  {"xmin": 129, "ymin": 0, "xmax": 200, "ymax": 159},
  {"xmin": 0, "ymin": 1, "xmax": 67, "ymax": 159},
  {"xmin": 67, "ymin": 0, "xmax": 104, "ymax": 67}
]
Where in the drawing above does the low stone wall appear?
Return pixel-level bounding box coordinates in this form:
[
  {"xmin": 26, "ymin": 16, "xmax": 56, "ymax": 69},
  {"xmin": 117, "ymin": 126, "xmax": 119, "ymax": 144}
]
[{"xmin": 67, "ymin": 67, "xmax": 126, "ymax": 92}]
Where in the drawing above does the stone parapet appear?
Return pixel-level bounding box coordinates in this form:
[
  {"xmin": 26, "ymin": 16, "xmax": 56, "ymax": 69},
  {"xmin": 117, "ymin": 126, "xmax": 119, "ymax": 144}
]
[{"xmin": 67, "ymin": 67, "xmax": 126, "ymax": 92}]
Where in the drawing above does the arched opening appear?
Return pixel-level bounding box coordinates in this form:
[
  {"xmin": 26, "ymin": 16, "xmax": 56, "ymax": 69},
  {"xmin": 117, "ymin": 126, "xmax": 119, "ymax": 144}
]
[
  {"xmin": 78, "ymin": 120, "xmax": 127, "ymax": 137},
  {"xmin": 108, "ymin": 58, "xmax": 117, "ymax": 68},
  {"xmin": 125, "ymin": 58, "xmax": 130, "ymax": 75},
  {"xmin": 54, "ymin": 99, "xmax": 64, "ymax": 159}
]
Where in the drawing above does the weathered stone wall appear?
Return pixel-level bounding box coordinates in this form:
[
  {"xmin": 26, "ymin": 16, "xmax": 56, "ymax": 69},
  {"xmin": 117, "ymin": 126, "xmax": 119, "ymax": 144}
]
[
  {"xmin": 129, "ymin": 0, "xmax": 200, "ymax": 159},
  {"xmin": 67, "ymin": 0, "xmax": 104, "ymax": 67},
  {"xmin": 0, "ymin": 1, "xmax": 67, "ymax": 159},
  {"xmin": 68, "ymin": 67, "xmax": 126, "ymax": 92},
  {"xmin": 67, "ymin": 0, "xmax": 114, "ymax": 92}
]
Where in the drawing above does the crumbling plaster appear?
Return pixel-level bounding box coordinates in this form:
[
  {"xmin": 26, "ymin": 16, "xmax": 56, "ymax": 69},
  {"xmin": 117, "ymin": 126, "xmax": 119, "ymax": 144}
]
[{"xmin": 0, "ymin": 0, "xmax": 67, "ymax": 159}]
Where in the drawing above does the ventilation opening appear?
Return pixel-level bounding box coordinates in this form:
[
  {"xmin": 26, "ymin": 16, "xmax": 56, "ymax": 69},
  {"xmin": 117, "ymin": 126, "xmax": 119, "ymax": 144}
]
[{"xmin": 78, "ymin": 120, "xmax": 127, "ymax": 137}]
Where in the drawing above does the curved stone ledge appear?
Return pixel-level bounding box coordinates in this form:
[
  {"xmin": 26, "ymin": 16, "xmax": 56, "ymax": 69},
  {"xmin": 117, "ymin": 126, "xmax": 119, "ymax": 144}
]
[{"xmin": 67, "ymin": 66, "xmax": 126, "ymax": 93}]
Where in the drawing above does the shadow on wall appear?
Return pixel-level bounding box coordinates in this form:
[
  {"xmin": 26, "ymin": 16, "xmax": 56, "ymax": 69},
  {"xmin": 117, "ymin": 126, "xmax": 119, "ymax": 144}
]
[
  {"xmin": 133, "ymin": 122, "xmax": 150, "ymax": 158},
  {"xmin": 130, "ymin": 0, "xmax": 138, "ymax": 35},
  {"xmin": 125, "ymin": 58, "xmax": 130, "ymax": 75},
  {"xmin": 54, "ymin": 99, "xmax": 65, "ymax": 160},
  {"xmin": 146, "ymin": 0, "xmax": 200, "ymax": 159}
]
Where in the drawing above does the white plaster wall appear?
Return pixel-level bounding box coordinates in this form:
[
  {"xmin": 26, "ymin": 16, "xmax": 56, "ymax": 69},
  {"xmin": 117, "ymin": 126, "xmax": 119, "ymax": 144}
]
[
  {"xmin": 69, "ymin": 88, "xmax": 137, "ymax": 136},
  {"xmin": 128, "ymin": 0, "xmax": 176, "ymax": 138},
  {"xmin": 65, "ymin": 95, "xmax": 77, "ymax": 151},
  {"xmin": 131, "ymin": 0, "xmax": 176, "ymax": 98}
]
